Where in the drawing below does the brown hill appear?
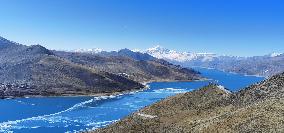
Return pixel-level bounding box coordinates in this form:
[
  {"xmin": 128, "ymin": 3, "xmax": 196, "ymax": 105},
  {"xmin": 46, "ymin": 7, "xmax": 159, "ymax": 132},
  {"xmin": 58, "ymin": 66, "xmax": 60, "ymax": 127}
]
[
  {"xmin": 0, "ymin": 37, "xmax": 142, "ymax": 98},
  {"xmin": 0, "ymin": 37, "xmax": 201, "ymax": 98},
  {"xmin": 55, "ymin": 51, "xmax": 201, "ymax": 83},
  {"xmin": 92, "ymin": 72, "xmax": 284, "ymax": 133}
]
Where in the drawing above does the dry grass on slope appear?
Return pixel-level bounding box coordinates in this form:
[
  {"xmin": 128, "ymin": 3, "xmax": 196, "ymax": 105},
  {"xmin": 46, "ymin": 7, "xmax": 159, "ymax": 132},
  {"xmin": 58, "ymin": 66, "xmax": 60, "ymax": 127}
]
[{"xmin": 91, "ymin": 73, "xmax": 284, "ymax": 133}]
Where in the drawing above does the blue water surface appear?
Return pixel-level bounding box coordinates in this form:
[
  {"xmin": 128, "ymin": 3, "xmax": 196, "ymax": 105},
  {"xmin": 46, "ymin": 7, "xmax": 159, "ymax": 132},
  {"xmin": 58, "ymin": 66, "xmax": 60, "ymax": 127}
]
[{"xmin": 0, "ymin": 68, "xmax": 264, "ymax": 133}]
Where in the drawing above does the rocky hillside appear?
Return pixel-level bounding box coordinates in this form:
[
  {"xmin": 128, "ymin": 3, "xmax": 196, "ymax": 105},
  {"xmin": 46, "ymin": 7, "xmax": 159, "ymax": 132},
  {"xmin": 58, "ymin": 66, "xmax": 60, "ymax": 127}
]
[
  {"xmin": 0, "ymin": 37, "xmax": 201, "ymax": 98},
  {"xmin": 0, "ymin": 37, "xmax": 142, "ymax": 98},
  {"xmin": 54, "ymin": 50, "xmax": 201, "ymax": 83},
  {"xmin": 92, "ymin": 72, "xmax": 284, "ymax": 132}
]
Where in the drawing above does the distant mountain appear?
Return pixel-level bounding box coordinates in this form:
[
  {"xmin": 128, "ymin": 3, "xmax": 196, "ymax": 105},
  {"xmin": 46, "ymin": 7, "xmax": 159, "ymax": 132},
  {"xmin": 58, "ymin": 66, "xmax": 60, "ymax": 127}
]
[
  {"xmin": 54, "ymin": 50, "xmax": 201, "ymax": 83},
  {"xmin": 98, "ymin": 48, "xmax": 156, "ymax": 61},
  {"xmin": 72, "ymin": 48, "xmax": 156, "ymax": 61},
  {"xmin": 138, "ymin": 46, "xmax": 283, "ymax": 77},
  {"xmin": 268, "ymin": 52, "xmax": 283, "ymax": 57},
  {"xmin": 0, "ymin": 37, "xmax": 141, "ymax": 98},
  {"xmin": 69, "ymin": 45, "xmax": 284, "ymax": 77},
  {"xmin": 73, "ymin": 48, "xmax": 103, "ymax": 54},
  {"xmin": 0, "ymin": 37, "xmax": 201, "ymax": 98},
  {"xmin": 178, "ymin": 54, "xmax": 284, "ymax": 77},
  {"xmin": 93, "ymin": 72, "xmax": 284, "ymax": 133},
  {"xmin": 145, "ymin": 45, "xmax": 217, "ymax": 62},
  {"xmin": 71, "ymin": 45, "xmax": 217, "ymax": 62}
]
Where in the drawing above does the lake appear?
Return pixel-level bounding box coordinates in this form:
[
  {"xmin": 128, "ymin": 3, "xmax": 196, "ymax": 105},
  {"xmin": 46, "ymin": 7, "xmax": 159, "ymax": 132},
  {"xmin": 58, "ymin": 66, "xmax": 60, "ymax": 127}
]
[{"xmin": 0, "ymin": 68, "xmax": 264, "ymax": 133}]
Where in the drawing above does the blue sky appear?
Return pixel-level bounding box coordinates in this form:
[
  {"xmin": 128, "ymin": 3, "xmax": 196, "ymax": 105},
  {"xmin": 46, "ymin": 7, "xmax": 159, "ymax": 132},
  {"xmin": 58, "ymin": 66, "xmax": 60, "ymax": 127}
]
[{"xmin": 0, "ymin": 0, "xmax": 283, "ymax": 56}]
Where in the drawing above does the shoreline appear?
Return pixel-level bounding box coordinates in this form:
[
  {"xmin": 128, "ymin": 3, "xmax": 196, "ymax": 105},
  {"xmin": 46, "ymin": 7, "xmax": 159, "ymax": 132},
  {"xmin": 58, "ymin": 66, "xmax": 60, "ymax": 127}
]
[
  {"xmin": 192, "ymin": 66, "xmax": 267, "ymax": 78},
  {"xmin": 1, "ymin": 78, "xmax": 207, "ymax": 100},
  {"xmin": 1, "ymin": 87, "xmax": 148, "ymax": 100},
  {"xmin": 141, "ymin": 78, "xmax": 209, "ymax": 85}
]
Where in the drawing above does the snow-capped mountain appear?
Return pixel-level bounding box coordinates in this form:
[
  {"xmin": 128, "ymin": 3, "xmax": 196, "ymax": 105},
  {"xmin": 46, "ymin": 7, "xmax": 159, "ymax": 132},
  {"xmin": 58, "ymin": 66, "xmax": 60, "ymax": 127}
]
[
  {"xmin": 141, "ymin": 46, "xmax": 284, "ymax": 77},
  {"xmin": 269, "ymin": 52, "xmax": 283, "ymax": 57},
  {"xmin": 73, "ymin": 48, "xmax": 103, "ymax": 54},
  {"xmin": 144, "ymin": 45, "xmax": 217, "ymax": 62},
  {"xmin": 69, "ymin": 45, "xmax": 284, "ymax": 77},
  {"xmin": 71, "ymin": 45, "xmax": 217, "ymax": 62}
]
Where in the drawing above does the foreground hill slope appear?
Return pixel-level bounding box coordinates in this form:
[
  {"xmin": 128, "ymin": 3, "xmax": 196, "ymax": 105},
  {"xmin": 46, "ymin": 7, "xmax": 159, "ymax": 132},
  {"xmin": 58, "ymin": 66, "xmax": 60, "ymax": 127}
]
[{"xmin": 93, "ymin": 72, "xmax": 284, "ymax": 133}]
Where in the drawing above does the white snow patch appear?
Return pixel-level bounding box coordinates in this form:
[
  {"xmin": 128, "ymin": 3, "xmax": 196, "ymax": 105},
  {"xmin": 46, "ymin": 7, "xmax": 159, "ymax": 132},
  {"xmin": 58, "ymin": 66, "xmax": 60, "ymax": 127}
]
[
  {"xmin": 153, "ymin": 88, "xmax": 187, "ymax": 94},
  {"xmin": 137, "ymin": 113, "xmax": 157, "ymax": 119},
  {"xmin": 132, "ymin": 49, "xmax": 142, "ymax": 52},
  {"xmin": 73, "ymin": 48, "xmax": 103, "ymax": 54},
  {"xmin": 217, "ymin": 85, "xmax": 231, "ymax": 94},
  {"xmin": 144, "ymin": 45, "xmax": 217, "ymax": 62},
  {"xmin": 117, "ymin": 73, "xmax": 129, "ymax": 77},
  {"xmin": 270, "ymin": 52, "xmax": 282, "ymax": 57}
]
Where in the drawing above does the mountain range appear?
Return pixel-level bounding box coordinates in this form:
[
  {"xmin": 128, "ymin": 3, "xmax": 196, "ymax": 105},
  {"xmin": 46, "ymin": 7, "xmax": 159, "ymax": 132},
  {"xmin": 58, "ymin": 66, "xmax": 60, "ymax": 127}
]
[
  {"xmin": 0, "ymin": 37, "xmax": 201, "ymax": 98},
  {"xmin": 143, "ymin": 46, "xmax": 284, "ymax": 77},
  {"xmin": 74, "ymin": 45, "xmax": 284, "ymax": 77},
  {"xmin": 92, "ymin": 71, "xmax": 284, "ymax": 133}
]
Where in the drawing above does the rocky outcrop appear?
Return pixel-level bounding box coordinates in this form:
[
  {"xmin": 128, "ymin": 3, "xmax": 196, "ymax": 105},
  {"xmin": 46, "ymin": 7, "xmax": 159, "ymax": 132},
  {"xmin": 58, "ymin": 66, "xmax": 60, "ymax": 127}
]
[{"xmin": 92, "ymin": 72, "xmax": 284, "ymax": 133}]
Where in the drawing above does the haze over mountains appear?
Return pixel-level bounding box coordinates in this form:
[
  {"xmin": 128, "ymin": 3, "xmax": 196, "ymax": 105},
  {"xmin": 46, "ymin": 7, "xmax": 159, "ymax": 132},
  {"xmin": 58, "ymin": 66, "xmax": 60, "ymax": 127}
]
[
  {"xmin": 0, "ymin": 37, "xmax": 201, "ymax": 98},
  {"xmin": 74, "ymin": 45, "xmax": 284, "ymax": 77}
]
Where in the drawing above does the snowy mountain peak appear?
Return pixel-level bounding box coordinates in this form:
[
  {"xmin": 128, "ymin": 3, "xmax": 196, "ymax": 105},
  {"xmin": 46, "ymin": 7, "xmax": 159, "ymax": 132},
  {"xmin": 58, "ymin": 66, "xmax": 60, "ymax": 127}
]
[
  {"xmin": 73, "ymin": 48, "xmax": 103, "ymax": 54},
  {"xmin": 270, "ymin": 52, "xmax": 282, "ymax": 57},
  {"xmin": 148, "ymin": 45, "xmax": 162, "ymax": 50},
  {"xmin": 147, "ymin": 45, "xmax": 169, "ymax": 52},
  {"xmin": 70, "ymin": 45, "xmax": 218, "ymax": 63},
  {"xmin": 132, "ymin": 48, "xmax": 142, "ymax": 52},
  {"xmin": 145, "ymin": 45, "xmax": 216, "ymax": 62}
]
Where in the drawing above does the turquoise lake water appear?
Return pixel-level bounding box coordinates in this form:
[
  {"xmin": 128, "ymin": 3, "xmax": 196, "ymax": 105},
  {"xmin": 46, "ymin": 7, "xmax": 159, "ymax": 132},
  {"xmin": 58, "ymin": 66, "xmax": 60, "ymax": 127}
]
[{"xmin": 0, "ymin": 68, "xmax": 264, "ymax": 133}]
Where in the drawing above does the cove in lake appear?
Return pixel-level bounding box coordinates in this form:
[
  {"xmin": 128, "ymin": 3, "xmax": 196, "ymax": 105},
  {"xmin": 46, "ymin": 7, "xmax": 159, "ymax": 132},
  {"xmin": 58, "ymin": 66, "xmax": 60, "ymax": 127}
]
[{"xmin": 0, "ymin": 68, "xmax": 264, "ymax": 133}]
